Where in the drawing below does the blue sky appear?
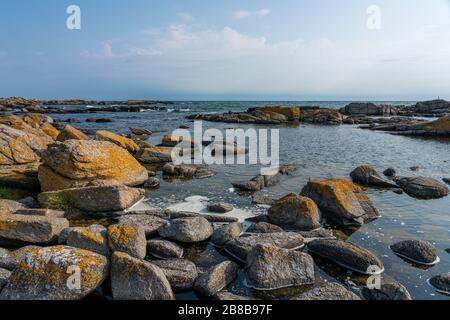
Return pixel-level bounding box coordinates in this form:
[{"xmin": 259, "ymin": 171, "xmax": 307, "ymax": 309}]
[{"xmin": 1, "ymin": 0, "xmax": 450, "ymax": 100}]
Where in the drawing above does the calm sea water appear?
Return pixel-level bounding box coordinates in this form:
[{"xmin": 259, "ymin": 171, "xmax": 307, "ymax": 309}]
[{"xmin": 49, "ymin": 101, "xmax": 449, "ymax": 300}]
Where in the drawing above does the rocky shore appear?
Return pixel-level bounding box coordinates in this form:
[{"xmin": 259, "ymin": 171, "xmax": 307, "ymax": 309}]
[{"xmin": 0, "ymin": 101, "xmax": 449, "ymax": 300}]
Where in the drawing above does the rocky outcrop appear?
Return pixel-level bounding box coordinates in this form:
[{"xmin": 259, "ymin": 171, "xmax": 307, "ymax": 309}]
[
  {"xmin": 107, "ymin": 224, "xmax": 147, "ymax": 259},
  {"xmin": 151, "ymin": 259, "xmax": 198, "ymax": 292},
  {"xmin": 403, "ymin": 99, "xmax": 450, "ymax": 116},
  {"xmin": 96, "ymin": 130, "xmax": 140, "ymax": 154},
  {"xmin": 350, "ymin": 165, "xmax": 399, "ymax": 188},
  {"xmin": 307, "ymin": 239, "xmax": 384, "ymax": 274},
  {"xmin": 0, "ymin": 214, "xmax": 69, "ymax": 244},
  {"xmin": 224, "ymin": 232, "xmax": 305, "ymax": 262},
  {"xmin": 391, "ymin": 240, "xmax": 439, "ymax": 265},
  {"xmin": 301, "ymin": 178, "xmax": 379, "ymax": 226},
  {"xmin": 111, "ymin": 251, "xmax": 174, "ymax": 300},
  {"xmin": 158, "ymin": 217, "xmax": 213, "ymax": 243},
  {"xmin": 250, "ymin": 106, "xmax": 301, "ymax": 122},
  {"xmin": 299, "ymin": 108, "xmax": 343, "ymax": 125},
  {"xmin": 194, "ymin": 261, "xmax": 240, "ymax": 297},
  {"xmin": 245, "ymin": 244, "xmax": 315, "ymax": 290},
  {"xmin": 393, "ymin": 176, "xmax": 449, "ymax": 199},
  {"xmin": 0, "ymin": 246, "xmax": 109, "ymax": 300},
  {"xmin": 268, "ymin": 193, "xmax": 321, "ymax": 231},
  {"xmin": 340, "ymin": 103, "xmax": 400, "ymax": 116},
  {"xmin": 368, "ymin": 115, "xmax": 450, "ymax": 137},
  {"xmin": 38, "ymin": 140, "xmax": 148, "ymax": 191}
]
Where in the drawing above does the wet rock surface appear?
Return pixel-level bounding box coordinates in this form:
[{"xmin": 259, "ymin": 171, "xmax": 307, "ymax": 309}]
[
  {"xmin": 294, "ymin": 282, "xmax": 360, "ymax": 300},
  {"xmin": 391, "ymin": 240, "xmax": 439, "ymax": 265},
  {"xmin": 393, "ymin": 176, "xmax": 449, "ymax": 199},
  {"xmin": 350, "ymin": 165, "xmax": 399, "ymax": 188},
  {"xmin": 429, "ymin": 273, "xmax": 450, "ymax": 294},
  {"xmin": 361, "ymin": 279, "xmax": 412, "ymax": 300},
  {"xmin": 246, "ymin": 222, "xmax": 283, "ymax": 234}
]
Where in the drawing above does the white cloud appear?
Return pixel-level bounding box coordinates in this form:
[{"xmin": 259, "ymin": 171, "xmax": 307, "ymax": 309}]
[
  {"xmin": 234, "ymin": 9, "xmax": 271, "ymax": 19},
  {"xmin": 176, "ymin": 12, "xmax": 194, "ymax": 22}
]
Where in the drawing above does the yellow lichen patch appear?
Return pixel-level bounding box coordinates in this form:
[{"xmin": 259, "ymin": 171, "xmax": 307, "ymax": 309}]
[
  {"xmin": 254, "ymin": 106, "xmax": 301, "ymax": 121},
  {"xmin": 420, "ymin": 116, "xmax": 450, "ymax": 130},
  {"xmin": 108, "ymin": 224, "xmax": 137, "ymax": 246},
  {"xmin": 40, "ymin": 123, "xmax": 60, "ymax": 140},
  {"xmin": 96, "ymin": 130, "xmax": 140, "ymax": 153},
  {"xmin": 56, "ymin": 125, "xmax": 90, "ymax": 141}
]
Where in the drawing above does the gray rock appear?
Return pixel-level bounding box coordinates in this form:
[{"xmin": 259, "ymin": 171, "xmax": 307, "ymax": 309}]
[
  {"xmin": 147, "ymin": 240, "xmax": 184, "ymax": 259},
  {"xmin": 391, "ymin": 240, "xmax": 439, "ymax": 265},
  {"xmin": 245, "ymin": 244, "xmax": 315, "ymax": 290},
  {"xmin": 307, "ymin": 239, "xmax": 384, "ymax": 275},
  {"xmin": 127, "ymin": 209, "xmax": 171, "ymax": 219},
  {"xmin": 158, "ymin": 217, "xmax": 213, "ymax": 243},
  {"xmin": 117, "ymin": 214, "xmax": 167, "ymax": 237},
  {"xmin": 212, "ymin": 222, "xmax": 242, "ymax": 247},
  {"xmin": 0, "ymin": 246, "xmax": 109, "ymax": 300},
  {"xmin": 394, "ymin": 176, "xmax": 449, "ymax": 199},
  {"xmin": 350, "ymin": 165, "xmax": 399, "ymax": 188},
  {"xmin": 225, "ymin": 232, "xmax": 305, "ymax": 262},
  {"xmin": 295, "ymin": 282, "xmax": 360, "ymax": 300},
  {"xmin": 66, "ymin": 224, "xmax": 110, "ymax": 256},
  {"xmin": 207, "ymin": 202, "xmax": 234, "ymax": 213},
  {"xmin": 0, "ymin": 267, "xmax": 11, "ymax": 290},
  {"xmin": 107, "ymin": 223, "xmax": 147, "ymax": 259},
  {"xmin": 143, "ymin": 177, "xmax": 160, "ymax": 189},
  {"xmin": 14, "ymin": 208, "xmax": 66, "ymax": 218},
  {"xmin": 383, "ymin": 167, "xmax": 397, "ymax": 177},
  {"xmin": 0, "ymin": 199, "xmax": 26, "ymax": 215},
  {"xmin": 410, "ymin": 166, "xmax": 420, "ymax": 172},
  {"xmin": 213, "ymin": 291, "xmax": 255, "ymax": 300},
  {"xmin": 429, "ymin": 273, "xmax": 450, "ymax": 294},
  {"xmin": 0, "ymin": 214, "xmax": 69, "ymax": 244},
  {"xmin": 268, "ymin": 193, "xmax": 321, "ymax": 231},
  {"xmin": 151, "ymin": 259, "xmax": 198, "ymax": 292},
  {"xmin": 130, "ymin": 127, "xmax": 152, "ymax": 136},
  {"xmin": 246, "ymin": 222, "xmax": 283, "ymax": 234},
  {"xmin": 0, "ymin": 246, "xmax": 41, "ymax": 271},
  {"xmin": 170, "ymin": 211, "xmax": 238, "ymax": 223},
  {"xmin": 111, "ymin": 251, "xmax": 174, "ymax": 300},
  {"xmin": 58, "ymin": 227, "xmax": 76, "ymax": 244},
  {"xmin": 251, "ymin": 195, "xmax": 275, "ymax": 206},
  {"xmin": 0, "ymin": 247, "xmax": 9, "ymax": 259},
  {"xmin": 361, "ymin": 279, "xmax": 412, "ymax": 300},
  {"xmin": 245, "ymin": 214, "xmax": 270, "ymax": 223},
  {"xmin": 298, "ymin": 228, "xmax": 336, "ymax": 240},
  {"xmin": 194, "ymin": 261, "xmax": 240, "ymax": 297}
]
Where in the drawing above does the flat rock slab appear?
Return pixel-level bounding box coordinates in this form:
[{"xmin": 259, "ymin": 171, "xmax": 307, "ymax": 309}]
[
  {"xmin": 158, "ymin": 217, "xmax": 213, "ymax": 243},
  {"xmin": 394, "ymin": 176, "xmax": 449, "ymax": 199},
  {"xmin": 147, "ymin": 240, "xmax": 184, "ymax": 259},
  {"xmin": 0, "ymin": 246, "xmax": 109, "ymax": 300},
  {"xmin": 0, "ymin": 199, "xmax": 27, "ymax": 215},
  {"xmin": 111, "ymin": 252, "xmax": 174, "ymax": 300},
  {"xmin": 117, "ymin": 214, "xmax": 167, "ymax": 237},
  {"xmin": 391, "ymin": 240, "xmax": 439, "ymax": 265},
  {"xmin": 307, "ymin": 239, "xmax": 384, "ymax": 275},
  {"xmin": 294, "ymin": 282, "xmax": 360, "ymax": 300},
  {"xmin": 0, "ymin": 214, "xmax": 69, "ymax": 244},
  {"xmin": 151, "ymin": 259, "xmax": 198, "ymax": 292},
  {"xmin": 245, "ymin": 244, "xmax": 315, "ymax": 290},
  {"xmin": 194, "ymin": 261, "xmax": 240, "ymax": 297},
  {"xmin": 225, "ymin": 232, "xmax": 305, "ymax": 262}
]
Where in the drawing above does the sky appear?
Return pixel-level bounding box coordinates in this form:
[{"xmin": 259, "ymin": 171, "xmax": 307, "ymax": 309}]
[{"xmin": 1, "ymin": 0, "xmax": 450, "ymax": 100}]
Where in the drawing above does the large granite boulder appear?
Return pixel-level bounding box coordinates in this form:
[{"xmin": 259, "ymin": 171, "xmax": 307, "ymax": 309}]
[
  {"xmin": 96, "ymin": 130, "xmax": 140, "ymax": 154},
  {"xmin": 38, "ymin": 140, "xmax": 148, "ymax": 192},
  {"xmin": 38, "ymin": 185, "xmax": 144, "ymax": 213},
  {"xmin": 66, "ymin": 225, "xmax": 110, "ymax": 257},
  {"xmin": 245, "ymin": 244, "xmax": 315, "ymax": 290},
  {"xmin": 117, "ymin": 214, "xmax": 167, "ymax": 237},
  {"xmin": 0, "ymin": 214, "xmax": 69, "ymax": 244},
  {"xmin": 393, "ymin": 176, "xmax": 449, "ymax": 199},
  {"xmin": 151, "ymin": 259, "xmax": 198, "ymax": 292},
  {"xmin": 107, "ymin": 224, "xmax": 147, "ymax": 259},
  {"xmin": 56, "ymin": 125, "xmax": 90, "ymax": 141},
  {"xmin": 340, "ymin": 103, "xmax": 399, "ymax": 116},
  {"xmin": 0, "ymin": 246, "xmax": 109, "ymax": 300},
  {"xmin": 194, "ymin": 261, "xmax": 240, "ymax": 297},
  {"xmin": 390, "ymin": 240, "xmax": 439, "ymax": 265},
  {"xmin": 147, "ymin": 240, "xmax": 184, "ymax": 259},
  {"xmin": 300, "ymin": 108, "xmax": 343, "ymax": 125},
  {"xmin": 307, "ymin": 239, "xmax": 384, "ymax": 275},
  {"xmin": 268, "ymin": 193, "xmax": 321, "ymax": 231},
  {"xmin": 211, "ymin": 222, "xmax": 242, "ymax": 247},
  {"xmin": 350, "ymin": 165, "xmax": 399, "ymax": 188},
  {"xmin": 301, "ymin": 178, "xmax": 379, "ymax": 226},
  {"xmin": 429, "ymin": 273, "xmax": 450, "ymax": 294},
  {"xmin": 111, "ymin": 251, "xmax": 174, "ymax": 300},
  {"xmin": 158, "ymin": 217, "xmax": 213, "ymax": 243}
]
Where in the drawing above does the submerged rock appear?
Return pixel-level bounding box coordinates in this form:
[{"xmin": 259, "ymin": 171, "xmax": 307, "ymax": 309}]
[
  {"xmin": 107, "ymin": 224, "xmax": 147, "ymax": 259},
  {"xmin": 307, "ymin": 239, "xmax": 384, "ymax": 275},
  {"xmin": 143, "ymin": 177, "xmax": 160, "ymax": 189},
  {"xmin": 151, "ymin": 259, "xmax": 198, "ymax": 292},
  {"xmin": 0, "ymin": 246, "xmax": 109, "ymax": 300},
  {"xmin": 38, "ymin": 185, "xmax": 145, "ymax": 213},
  {"xmin": 294, "ymin": 282, "xmax": 360, "ymax": 300},
  {"xmin": 39, "ymin": 139, "xmax": 148, "ymax": 191},
  {"xmin": 194, "ymin": 261, "xmax": 240, "ymax": 297},
  {"xmin": 111, "ymin": 252, "xmax": 174, "ymax": 300},
  {"xmin": 0, "ymin": 214, "xmax": 69, "ymax": 244},
  {"xmin": 361, "ymin": 279, "xmax": 412, "ymax": 300},
  {"xmin": 268, "ymin": 193, "xmax": 321, "ymax": 231},
  {"xmin": 383, "ymin": 167, "xmax": 397, "ymax": 177},
  {"xmin": 429, "ymin": 273, "xmax": 450, "ymax": 294},
  {"xmin": 247, "ymin": 222, "xmax": 283, "ymax": 234},
  {"xmin": 225, "ymin": 232, "xmax": 305, "ymax": 262},
  {"xmin": 158, "ymin": 217, "xmax": 213, "ymax": 243},
  {"xmin": 391, "ymin": 240, "xmax": 439, "ymax": 265},
  {"xmin": 245, "ymin": 244, "xmax": 315, "ymax": 290},
  {"xmin": 301, "ymin": 178, "xmax": 379, "ymax": 226},
  {"xmin": 211, "ymin": 222, "xmax": 242, "ymax": 247},
  {"xmin": 350, "ymin": 165, "xmax": 399, "ymax": 188},
  {"xmin": 147, "ymin": 240, "xmax": 184, "ymax": 259},
  {"xmin": 393, "ymin": 176, "xmax": 449, "ymax": 199}
]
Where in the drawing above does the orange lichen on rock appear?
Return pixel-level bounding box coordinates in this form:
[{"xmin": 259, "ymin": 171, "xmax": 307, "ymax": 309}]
[
  {"xmin": 96, "ymin": 130, "xmax": 140, "ymax": 153},
  {"xmin": 56, "ymin": 125, "xmax": 90, "ymax": 141},
  {"xmin": 40, "ymin": 123, "xmax": 60, "ymax": 140},
  {"xmin": 254, "ymin": 106, "xmax": 301, "ymax": 122}
]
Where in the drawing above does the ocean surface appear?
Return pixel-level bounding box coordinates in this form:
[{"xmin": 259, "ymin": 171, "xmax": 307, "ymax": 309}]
[{"xmin": 47, "ymin": 101, "xmax": 449, "ymax": 300}]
